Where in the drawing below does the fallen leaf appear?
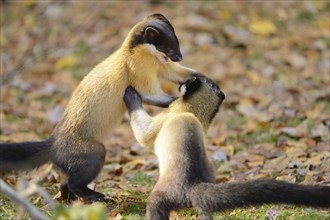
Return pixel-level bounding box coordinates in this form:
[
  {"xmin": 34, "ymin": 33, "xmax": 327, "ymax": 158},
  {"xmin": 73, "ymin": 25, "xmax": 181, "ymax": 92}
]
[
  {"xmin": 304, "ymin": 151, "xmax": 329, "ymax": 167},
  {"xmin": 305, "ymin": 102, "xmax": 326, "ymax": 119},
  {"xmin": 278, "ymin": 127, "xmax": 304, "ymax": 138},
  {"xmin": 207, "ymin": 122, "xmax": 227, "ymax": 146},
  {"xmin": 211, "ymin": 149, "xmax": 228, "ymax": 163},
  {"xmin": 1, "ymin": 132, "xmax": 41, "ymax": 142},
  {"xmin": 264, "ymin": 156, "xmax": 290, "ymax": 171},
  {"xmin": 246, "ymin": 70, "xmax": 261, "ymax": 85},
  {"xmin": 267, "ymin": 207, "xmax": 281, "ymax": 220},
  {"xmin": 311, "ymin": 123, "xmax": 328, "ymax": 138},
  {"xmin": 286, "ymin": 146, "xmax": 307, "ymax": 158},
  {"xmin": 194, "ymin": 32, "xmax": 215, "ymax": 45},
  {"xmin": 237, "ymin": 101, "xmax": 273, "ymax": 122},
  {"xmin": 243, "ymin": 119, "xmax": 259, "ymax": 133},
  {"xmin": 109, "ymin": 210, "xmax": 119, "ymax": 218},
  {"xmin": 275, "ymin": 175, "xmax": 296, "ymax": 183},
  {"xmin": 47, "ymin": 104, "xmax": 63, "ymax": 124},
  {"xmin": 301, "ymin": 172, "xmax": 315, "ymax": 185},
  {"xmin": 247, "ymin": 160, "xmax": 264, "ymax": 168},
  {"xmin": 24, "ymin": 13, "xmax": 36, "ymax": 28},
  {"xmin": 55, "ymin": 55, "xmax": 79, "ymax": 70},
  {"xmin": 286, "ymin": 53, "xmax": 307, "ymax": 69},
  {"xmin": 249, "ymin": 19, "xmax": 277, "ymax": 36}
]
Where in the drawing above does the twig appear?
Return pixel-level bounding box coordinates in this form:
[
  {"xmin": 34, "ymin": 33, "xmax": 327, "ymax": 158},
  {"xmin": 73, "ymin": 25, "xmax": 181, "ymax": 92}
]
[
  {"xmin": 18, "ymin": 179, "xmax": 56, "ymax": 210},
  {"xmin": 0, "ymin": 179, "xmax": 50, "ymax": 220}
]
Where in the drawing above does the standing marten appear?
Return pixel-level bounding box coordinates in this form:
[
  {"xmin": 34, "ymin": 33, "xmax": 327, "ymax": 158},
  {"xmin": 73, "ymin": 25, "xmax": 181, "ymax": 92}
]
[{"xmin": 0, "ymin": 14, "xmax": 198, "ymax": 202}]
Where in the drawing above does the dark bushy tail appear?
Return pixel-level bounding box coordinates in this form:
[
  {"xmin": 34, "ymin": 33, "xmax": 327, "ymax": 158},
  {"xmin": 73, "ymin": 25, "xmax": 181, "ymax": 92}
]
[
  {"xmin": 189, "ymin": 179, "xmax": 330, "ymax": 212},
  {"xmin": 0, "ymin": 139, "xmax": 52, "ymax": 171}
]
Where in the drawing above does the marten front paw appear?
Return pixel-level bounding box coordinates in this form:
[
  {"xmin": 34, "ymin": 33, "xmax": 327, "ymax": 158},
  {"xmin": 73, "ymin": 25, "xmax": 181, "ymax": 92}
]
[{"xmin": 124, "ymin": 86, "xmax": 142, "ymax": 113}]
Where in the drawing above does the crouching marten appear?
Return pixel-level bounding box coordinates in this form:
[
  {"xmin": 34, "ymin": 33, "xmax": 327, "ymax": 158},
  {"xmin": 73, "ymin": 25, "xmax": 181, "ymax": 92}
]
[{"xmin": 124, "ymin": 76, "xmax": 330, "ymax": 220}]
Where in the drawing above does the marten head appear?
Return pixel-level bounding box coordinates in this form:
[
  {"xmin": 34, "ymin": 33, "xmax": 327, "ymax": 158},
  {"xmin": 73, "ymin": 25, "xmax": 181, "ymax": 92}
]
[
  {"xmin": 178, "ymin": 75, "xmax": 225, "ymax": 125},
  {"xmin": 129, "ymin": 14, "xmax": 182, "ymax": 64}
]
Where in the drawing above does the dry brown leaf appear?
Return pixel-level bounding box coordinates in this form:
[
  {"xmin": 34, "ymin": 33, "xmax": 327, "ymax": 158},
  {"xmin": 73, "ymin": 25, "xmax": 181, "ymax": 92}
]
[
  {"xmin": 302, "ymin": 172, "xmax": 315, "ymax": 185},
  {"xmin": 109, "ymin": 210, "xmax": 119, "ymax": 219},
  {"xmin": 112, "ymin": 213, "xmax": 123, "ymax": 220},
  {"xmin": 246, "ymin": 70, "xmax": 262, "ymax": 85},
  {"xmin": 264, "ymin": 156, "xmax": 290, "ymax": 171},
  {"xmin": 306, "ymin": 102, "xmax": 326, "ymax": 119},
  {"xmin": 285, "ymin": 147, "xmax": 307, "ymax": 158},
  {"xmin": 304, "ymin": 151, "xmax": 329, "ymax": 167},
  {"xmin": 243, "ymin": 119, "xmax": 259, "ymax": 134},
  {"xmin": 278, "ymin": 127, "xmax": 305, "ymax": 138},
  {"xmin": 237, "ymin": 99, "xmax": 273, "ymax": 122},
  {"xmin": 1, "ymin": 132, "xmax": 41, "ymax": 142},
  {"xmin": 311, "ymin": 123, "xmax": 328, "ymax": 138},
  {"xmin": 207, "ymin": 122, "xmax": 227, "ymax": 146},
  {"xmin": 286, "ymin": 53, "xmax": 307, "ymax": 69},
  {"xmin": 247, "ymin": 159, "xmax": 264, "ymax": 166},
  {"xmin": 275, "ymin": 175, "xmax": 296, "ymax": 183}
]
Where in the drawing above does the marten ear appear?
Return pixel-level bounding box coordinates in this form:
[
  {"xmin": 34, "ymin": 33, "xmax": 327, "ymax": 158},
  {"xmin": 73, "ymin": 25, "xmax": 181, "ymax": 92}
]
[
  {"xmin": 144, "ymin": 27, "xmax": 160, "ymax": 44},
  {"xmin": 183, "ymin": 77, "xmax": 202, "ymax": 100},
  {"xmin": 219, "ymin": 90, "xmax": 225, "ymax": 103}
]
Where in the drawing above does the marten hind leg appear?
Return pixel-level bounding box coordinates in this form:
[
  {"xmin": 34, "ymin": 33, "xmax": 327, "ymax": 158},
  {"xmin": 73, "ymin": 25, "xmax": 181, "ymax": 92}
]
[
  {"xmin": 63, "ymin": 139, "xmax": 106, "ymax": 202},
  {"xmin": 147, "ymin": 191, "xmax": 174, "ymax": 220},
  {"xmin": 60, "ymin": 182, "xmax": 77, "ymax": 202}
]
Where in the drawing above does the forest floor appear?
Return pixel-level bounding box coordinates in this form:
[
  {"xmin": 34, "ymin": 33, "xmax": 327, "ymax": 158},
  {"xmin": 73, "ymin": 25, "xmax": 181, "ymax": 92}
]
[{"xmin": 1, "ymin": 1, "xmax": 329, "ymax": 219}]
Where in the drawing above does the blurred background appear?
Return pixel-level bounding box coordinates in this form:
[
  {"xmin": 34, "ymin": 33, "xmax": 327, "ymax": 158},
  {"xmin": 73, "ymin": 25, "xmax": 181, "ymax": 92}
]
[{"xmin": 0, "ymin": 0, "xmax": 329, "ymax": 219}]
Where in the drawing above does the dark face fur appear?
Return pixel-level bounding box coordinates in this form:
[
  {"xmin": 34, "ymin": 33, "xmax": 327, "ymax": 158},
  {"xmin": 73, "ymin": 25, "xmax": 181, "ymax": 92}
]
[
  {"xmin": 180, "ymin": 76, "xmax": 225, "ymax": 102},
  {"xmin": 130, "ymin": 14, "xmax": 182, "ymax": 62},
  {"xmin": 179, "ymin": 76, "xmax": 225, "ymax": 122}
]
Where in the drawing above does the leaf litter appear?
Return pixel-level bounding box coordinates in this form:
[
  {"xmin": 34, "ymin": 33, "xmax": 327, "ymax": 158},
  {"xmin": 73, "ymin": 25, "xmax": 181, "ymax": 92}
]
[{"xmin": 0, "ymin": 1, "xmax": 329, "ymax": 219}]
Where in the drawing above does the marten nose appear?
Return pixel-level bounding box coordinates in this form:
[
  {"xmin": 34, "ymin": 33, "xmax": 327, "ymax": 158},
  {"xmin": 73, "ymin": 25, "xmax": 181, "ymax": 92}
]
[{"xmin": 167, "ymin": 50, "xmax": 182, "ymax": 62}]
